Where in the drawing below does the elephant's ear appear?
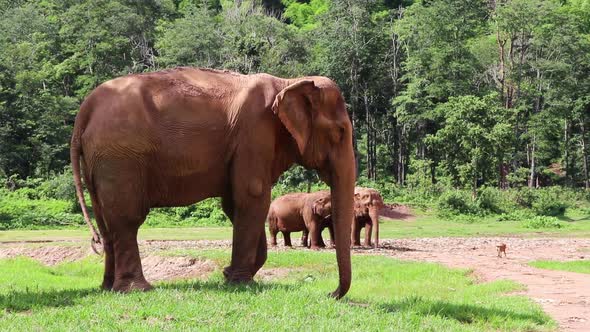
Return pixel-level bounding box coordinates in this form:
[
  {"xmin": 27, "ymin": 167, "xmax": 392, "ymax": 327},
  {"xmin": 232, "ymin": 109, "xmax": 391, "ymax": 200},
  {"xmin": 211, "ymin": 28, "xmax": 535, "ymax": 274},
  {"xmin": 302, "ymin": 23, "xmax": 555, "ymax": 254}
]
[{"xmin": 272, "ymin": 80, "xmax": 320, "ymax": 155}]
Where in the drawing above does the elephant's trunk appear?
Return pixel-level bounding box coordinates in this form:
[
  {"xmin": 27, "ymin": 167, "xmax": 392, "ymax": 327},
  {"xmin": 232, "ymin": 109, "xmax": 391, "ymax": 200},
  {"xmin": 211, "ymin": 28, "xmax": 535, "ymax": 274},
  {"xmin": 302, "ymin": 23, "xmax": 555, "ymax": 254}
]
[
  {"xmin": 328, "ymin": 146, "xmax": 355, "ymax": 299},
  {"xmin": 370, "ymin": 208, "xmax": 379, "ymax": 248}
]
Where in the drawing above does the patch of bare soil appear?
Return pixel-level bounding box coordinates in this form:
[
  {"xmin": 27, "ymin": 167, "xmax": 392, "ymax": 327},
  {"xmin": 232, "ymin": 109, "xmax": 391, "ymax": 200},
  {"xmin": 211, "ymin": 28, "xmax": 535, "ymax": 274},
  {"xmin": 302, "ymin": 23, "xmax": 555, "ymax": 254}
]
[
  {"xmin": 370, "ymin": 237, "xmax": 590, "ymax": 332},
  {"xmin": 0, "ymin": 243, "xmax": 89, "ymax": 265},
  {"xmin": 380, "ymin": 203, "xmax": 415, "ymax": 221},
  {"xmin": 255, "ymin": 267, "xmax": 298, "ymax": 281},
  {"xmin": 141, "ymin": 256, "xmax": 215, "ymax": 282}
]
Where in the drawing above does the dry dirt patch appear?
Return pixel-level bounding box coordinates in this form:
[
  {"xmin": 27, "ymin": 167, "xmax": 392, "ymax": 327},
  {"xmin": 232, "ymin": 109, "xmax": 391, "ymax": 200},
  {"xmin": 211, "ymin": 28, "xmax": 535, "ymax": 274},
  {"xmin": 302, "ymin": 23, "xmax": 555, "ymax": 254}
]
[
  {"xmin": 142, "ymin": 256, "xmax": 215, "ymax": 282},
  {"xmin": 372, "ymin": 237, "xmax": 590, "ymax": 332},
  {"xmin": 0, "ymin": 243, "xmax": 89, "ymax": 265}
]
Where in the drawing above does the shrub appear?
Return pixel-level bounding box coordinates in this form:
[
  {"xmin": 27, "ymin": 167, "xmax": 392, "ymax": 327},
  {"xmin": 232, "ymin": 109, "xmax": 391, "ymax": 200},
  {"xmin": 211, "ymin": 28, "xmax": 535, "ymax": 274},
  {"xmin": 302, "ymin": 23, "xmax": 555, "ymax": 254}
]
[
  {"xmin": 496, "ymin": 210, "xmax": 535, "ymax": 221},
  {"xmin": 475, "ymin": 187, "xmax": 509, "ymax": 214},
  {"xmin": 437, "ymin": 190, "xmax": 475, "ymax": 215},
  {"xmin": 522, "ymin": 216, "xmax": 565, "ymax": 229},
  {"xmin": 511, "ymin": 187, "xmax": 537, "ymax": 209},
  {"xmin": 145, "ymin": 198, "xmax": 230, "ymax": 227},
  {"xmin": 532, "ymin": 188, "xmax": 568, "ymax": 216},
  {"xmin": 0, "ymin": 196, "xmax": 81, "ymax": 230}
]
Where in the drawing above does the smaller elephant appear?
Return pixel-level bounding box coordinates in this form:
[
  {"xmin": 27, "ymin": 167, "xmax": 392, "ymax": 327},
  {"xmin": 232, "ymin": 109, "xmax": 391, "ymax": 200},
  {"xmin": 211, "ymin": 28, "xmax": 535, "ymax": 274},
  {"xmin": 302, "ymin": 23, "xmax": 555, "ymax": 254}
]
[
  {"xmin": 352, "ymin": 187, "xmax": 383, "ymax": 248},
  {"xmin": 268, "ymin": 191, "xmax": 333, "ymax": 249}
]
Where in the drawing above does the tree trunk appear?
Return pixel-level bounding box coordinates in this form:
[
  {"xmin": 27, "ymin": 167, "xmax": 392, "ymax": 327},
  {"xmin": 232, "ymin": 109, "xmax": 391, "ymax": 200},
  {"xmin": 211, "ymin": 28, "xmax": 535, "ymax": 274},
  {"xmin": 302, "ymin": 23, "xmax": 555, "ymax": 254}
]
[
  {"xmin": 528, "ymin": 135, "xmax": 535, "ymax": 188},
  {"xmin": 564, "ymin": 119, "xmax": 570, "ymax": 186},
  {"xmin": 581, "ymin": 121, "xmax": 589, "ymax": 189}
]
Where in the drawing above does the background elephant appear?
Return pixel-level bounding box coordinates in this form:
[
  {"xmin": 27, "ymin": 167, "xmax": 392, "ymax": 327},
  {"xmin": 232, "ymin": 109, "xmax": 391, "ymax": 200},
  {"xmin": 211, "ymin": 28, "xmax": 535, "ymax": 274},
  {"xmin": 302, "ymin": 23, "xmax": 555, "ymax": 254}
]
[
  {"xmin": 351, "ymin": 187, "xmax": 383, "ymax": 248},
  {"xmin": 71, "ymin": 67, "xmax": 355, "ymax": 299},
  {"xmin": 267, "ymin": 191, "xmax": 333, "ymax": 249}
]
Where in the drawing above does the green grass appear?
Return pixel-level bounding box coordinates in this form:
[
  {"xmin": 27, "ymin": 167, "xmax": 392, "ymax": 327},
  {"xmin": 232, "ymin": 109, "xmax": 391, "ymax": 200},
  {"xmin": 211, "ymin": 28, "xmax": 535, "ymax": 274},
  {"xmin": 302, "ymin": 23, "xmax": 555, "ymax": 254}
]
[
  {"xmin": 0, "ymin": 251, "xmax": 553, "ymax": 331},
  {"xmin": 529, "ymin": 260, "xmax": 590, "ymax": 274},
  {"xmin": 0, "ymin": 207, "xmax": 588, "ymax": 243},
  {"xmin": 0, "ymin": 227, "xmax": 232, "ymax": 243}
]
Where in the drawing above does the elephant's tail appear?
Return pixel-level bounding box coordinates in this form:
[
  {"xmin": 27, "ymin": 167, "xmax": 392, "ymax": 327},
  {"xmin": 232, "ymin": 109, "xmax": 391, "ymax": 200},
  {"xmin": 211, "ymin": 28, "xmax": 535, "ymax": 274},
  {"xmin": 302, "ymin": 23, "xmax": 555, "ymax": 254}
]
[{"xmin": 70, "ymin": 118, "xmax": 102, "ymax": 254}]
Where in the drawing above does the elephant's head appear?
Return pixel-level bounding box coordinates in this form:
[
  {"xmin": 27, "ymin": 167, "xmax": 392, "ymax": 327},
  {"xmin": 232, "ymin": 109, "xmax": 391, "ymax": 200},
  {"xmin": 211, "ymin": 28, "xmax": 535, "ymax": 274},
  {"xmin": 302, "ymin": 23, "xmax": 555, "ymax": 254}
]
[
  {"xmin": 354, "ymin": 187, "xmax": 383, "ymax": 248},
  {"xmin": 312, "ymin": 192, "xmax": 332, "ymax": 219},
  {"xmin": 272, "ymin": 78, "xmax": 355, "ymax": 299}
]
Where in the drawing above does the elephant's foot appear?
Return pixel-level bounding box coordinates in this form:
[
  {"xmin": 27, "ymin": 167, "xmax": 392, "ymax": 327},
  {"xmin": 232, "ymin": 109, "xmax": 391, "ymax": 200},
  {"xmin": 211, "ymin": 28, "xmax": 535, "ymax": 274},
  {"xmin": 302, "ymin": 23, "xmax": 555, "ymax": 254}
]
[
  {"xmin": 223, "ymin": 266, "xmax": 254, "ymax": 283},
  {"xmin": 101, "ymin": 275, "xmax": 114, "ymax": 290},
  {"xmin": 309, "ymin": 245, "xmax": 322, "ymax": 251},
  {"xmin": 112, "ymin": 275, "xmax": 153, "ymax": 292}
]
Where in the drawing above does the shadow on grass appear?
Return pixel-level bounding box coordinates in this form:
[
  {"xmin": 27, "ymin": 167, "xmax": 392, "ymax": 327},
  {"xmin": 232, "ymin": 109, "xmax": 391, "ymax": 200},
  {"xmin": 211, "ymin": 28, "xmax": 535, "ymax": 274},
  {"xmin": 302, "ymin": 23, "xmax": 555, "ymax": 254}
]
[
  {"xmin": 156, "ymin": 278, "xmax": 299, "ymax": 294},
  {"xmin": 379, "ymin": 296, "xmax": 548, "ymax": 326},
  {"xmin": 0, "ymin": 280, "xmax": 298, "ymax": 312},
  {"xmin": 557, "ymin": 214, "xmax": 590, "ymax": 222}
]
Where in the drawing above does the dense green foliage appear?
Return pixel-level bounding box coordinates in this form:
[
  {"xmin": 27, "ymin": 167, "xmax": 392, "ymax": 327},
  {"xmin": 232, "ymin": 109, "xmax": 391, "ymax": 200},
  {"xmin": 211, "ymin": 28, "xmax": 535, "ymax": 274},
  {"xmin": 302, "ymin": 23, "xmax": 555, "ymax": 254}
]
[
  {"xmin": 1, "ymin": 0, "xmax": 589, "ymax": 228},
  {"xmin": 0, "ymin": 251, "xmax": 553, "ymax": 330}
]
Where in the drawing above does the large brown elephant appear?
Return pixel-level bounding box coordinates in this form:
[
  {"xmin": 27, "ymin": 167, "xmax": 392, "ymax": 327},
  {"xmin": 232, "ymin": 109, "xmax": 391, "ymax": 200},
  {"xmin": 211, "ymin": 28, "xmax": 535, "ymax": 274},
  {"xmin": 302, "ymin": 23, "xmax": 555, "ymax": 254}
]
[
  {"xmin": 70, "ymin": 67, "xmax": 355, "ymax": 299},
  {"xmin": 267, "ymin": 191, "xmax": 333, "ymax": 249},
  {"xmin": 351, "ymin": 187, "xmax": 383, "ymax": 248}
]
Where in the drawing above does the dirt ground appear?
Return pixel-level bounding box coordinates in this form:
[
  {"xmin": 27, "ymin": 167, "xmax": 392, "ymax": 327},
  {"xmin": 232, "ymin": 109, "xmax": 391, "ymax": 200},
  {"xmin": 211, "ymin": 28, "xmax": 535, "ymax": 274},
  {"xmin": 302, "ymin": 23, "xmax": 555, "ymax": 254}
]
[{"xmin": 0, "ymin": 236, "xmax": 588, "ymax": 331}]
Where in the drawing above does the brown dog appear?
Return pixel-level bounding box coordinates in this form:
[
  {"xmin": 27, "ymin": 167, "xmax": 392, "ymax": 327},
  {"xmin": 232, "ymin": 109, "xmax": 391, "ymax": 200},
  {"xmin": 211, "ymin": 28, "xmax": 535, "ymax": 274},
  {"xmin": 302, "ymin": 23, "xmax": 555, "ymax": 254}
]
[{"xmin": 497, "ymin": 243, "xmax": 507, "ymax": 258}]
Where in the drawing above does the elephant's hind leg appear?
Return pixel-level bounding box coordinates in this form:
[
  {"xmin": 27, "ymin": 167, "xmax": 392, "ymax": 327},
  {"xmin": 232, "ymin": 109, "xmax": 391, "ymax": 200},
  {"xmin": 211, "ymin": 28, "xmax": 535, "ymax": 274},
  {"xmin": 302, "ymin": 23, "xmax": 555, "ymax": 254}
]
[
  {"xmin": 87, "ymin": 190, "xmax": 115, "ymax": 290},
  {"xmin": 110, "ymin": 224, "xmax": 151, "ymax": 292},
  {"xmin": 94, "ymin": 162, "xmax": 151, "ymax": 292}
]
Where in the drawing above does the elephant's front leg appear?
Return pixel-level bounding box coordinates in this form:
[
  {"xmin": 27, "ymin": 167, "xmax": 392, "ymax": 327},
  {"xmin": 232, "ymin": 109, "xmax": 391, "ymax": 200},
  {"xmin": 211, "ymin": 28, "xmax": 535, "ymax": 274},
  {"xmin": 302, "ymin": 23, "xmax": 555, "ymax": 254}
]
[
  {"xmin": 223, "ymin": 173, "xmax": 270, "ymax": 283},
  {"xmin": 352, "ymin": 220, "xmax": 362, "ymax": 247},
  {"xmin": 364, "ymin": 221, "xmax": 372, "ymax": 247},
  {"xmin": 308, "ymin": 220, "xmax": 323, "ymax": 250},
  {"xmin": 327, "ymin": 224, "xmax": 336, "ymax": 248}
]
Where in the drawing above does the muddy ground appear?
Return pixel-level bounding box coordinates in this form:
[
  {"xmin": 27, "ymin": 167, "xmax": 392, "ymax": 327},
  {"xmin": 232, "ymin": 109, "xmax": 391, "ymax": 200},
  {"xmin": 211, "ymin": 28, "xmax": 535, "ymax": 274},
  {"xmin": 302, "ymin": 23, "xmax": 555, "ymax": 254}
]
[{"xmin": 0, "ymin": 236, "xmax": 588, "ymax": 331}]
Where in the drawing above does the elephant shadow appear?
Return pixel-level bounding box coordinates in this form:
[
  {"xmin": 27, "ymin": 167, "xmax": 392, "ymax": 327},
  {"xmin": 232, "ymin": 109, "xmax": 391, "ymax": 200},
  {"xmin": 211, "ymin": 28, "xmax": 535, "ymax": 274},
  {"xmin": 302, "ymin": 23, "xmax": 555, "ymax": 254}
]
[
  {"xmin": 378, "ymin": 296, "xmax": 548, "ymax": 325},
  {"xmin": 0, "ymin": 280, "xmax": 298, "ymax": 312},
  {"xmin": 0, "ymin": 287, "xmax": 101, "ymax": 312}
]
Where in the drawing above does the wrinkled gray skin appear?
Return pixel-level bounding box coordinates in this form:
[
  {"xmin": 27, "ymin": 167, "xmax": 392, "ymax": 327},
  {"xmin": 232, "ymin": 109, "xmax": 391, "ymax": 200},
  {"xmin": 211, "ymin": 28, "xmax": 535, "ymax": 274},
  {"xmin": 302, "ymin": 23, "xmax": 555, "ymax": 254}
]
[{"xmin": 267, "ymin": 191, "xmax": 333, "ymax": 249}]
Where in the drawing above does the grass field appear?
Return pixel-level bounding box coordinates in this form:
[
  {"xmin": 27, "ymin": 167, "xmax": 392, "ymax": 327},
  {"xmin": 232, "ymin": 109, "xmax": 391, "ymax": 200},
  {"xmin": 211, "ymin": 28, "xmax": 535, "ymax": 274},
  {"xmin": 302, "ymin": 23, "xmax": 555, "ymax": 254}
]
[
  {"xmin": 529, "ymin": 260, "xmax": 590, "ymax": 274},
  {"xmin": 0, "ymin": 249, "xmax": 553, "ymax": 331},
  {"xmin": 1, "ymin": 208, "xmax": 588, "ymax": 243}
]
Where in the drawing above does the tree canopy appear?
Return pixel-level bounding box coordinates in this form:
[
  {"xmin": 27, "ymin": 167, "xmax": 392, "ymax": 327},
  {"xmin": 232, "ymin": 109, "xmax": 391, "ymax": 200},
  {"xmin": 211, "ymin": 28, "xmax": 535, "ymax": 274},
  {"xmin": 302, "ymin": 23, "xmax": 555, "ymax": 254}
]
[{"xmin": 1, "ymin": 0, "xmax": 589, "ymax": 191}]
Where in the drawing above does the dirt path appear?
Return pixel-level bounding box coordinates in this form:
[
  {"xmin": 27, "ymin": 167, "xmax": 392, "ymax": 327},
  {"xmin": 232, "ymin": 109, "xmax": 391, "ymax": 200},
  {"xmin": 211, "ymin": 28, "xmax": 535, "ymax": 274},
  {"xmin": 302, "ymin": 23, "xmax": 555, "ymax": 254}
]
[
  {"xmin": 374, "ymin": 238, "xmax": 590, "ymax": 332},
  {"xmin": 1, "ymin": 237, "xmax": 588, "ymax": 331}
]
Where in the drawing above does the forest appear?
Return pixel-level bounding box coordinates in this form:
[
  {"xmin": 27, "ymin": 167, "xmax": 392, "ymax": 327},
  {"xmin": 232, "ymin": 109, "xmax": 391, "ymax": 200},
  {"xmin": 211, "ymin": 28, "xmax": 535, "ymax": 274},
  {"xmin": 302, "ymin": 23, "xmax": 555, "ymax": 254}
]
[{"xmin": 1, "ymin": 0, "xmax": 589, "ymax": 229}]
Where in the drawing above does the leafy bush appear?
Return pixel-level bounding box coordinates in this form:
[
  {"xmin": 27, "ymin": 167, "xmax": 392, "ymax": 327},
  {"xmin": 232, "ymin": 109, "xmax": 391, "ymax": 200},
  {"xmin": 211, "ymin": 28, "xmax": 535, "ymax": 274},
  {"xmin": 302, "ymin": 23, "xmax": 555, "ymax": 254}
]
[
  {"xmin": 531, "ymin": 188, "xmax": 568, "ymax": 216},
  {"xmin": 37, "ymin": 167, "xmax": 76, "ymax": 202},
  {"xmin": 510, "ymin": 187, "xmax": 537, "ymax": 209},
  {"xmin": 437, "ymin": 190, "xmax": 475, "ymax": 216},
  {"xmin": 522, "ymin": 216, "xmax": 565, "ymax": 229},
  {"xmin": 0, "ymin": 194, "xmax": 81, "ymax": 230},
  {"xmin": 145, "ymin": 198, "xmax": 230, "ymax": 227},
  {"xmin": 475, "ymin": 187, "xmax": 510, "ymax": 214},
  {"xmin": 496, "ymin": 210, "xmax": 535, "ymax": 221}
]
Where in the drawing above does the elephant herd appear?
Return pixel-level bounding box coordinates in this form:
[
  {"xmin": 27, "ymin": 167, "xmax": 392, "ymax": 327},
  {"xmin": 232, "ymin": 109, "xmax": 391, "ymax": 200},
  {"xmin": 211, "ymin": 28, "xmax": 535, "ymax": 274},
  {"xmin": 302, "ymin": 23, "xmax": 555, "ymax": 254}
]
[{"xmin": 268, "ymin": 187, "xmax": 384, "ymax": 249}]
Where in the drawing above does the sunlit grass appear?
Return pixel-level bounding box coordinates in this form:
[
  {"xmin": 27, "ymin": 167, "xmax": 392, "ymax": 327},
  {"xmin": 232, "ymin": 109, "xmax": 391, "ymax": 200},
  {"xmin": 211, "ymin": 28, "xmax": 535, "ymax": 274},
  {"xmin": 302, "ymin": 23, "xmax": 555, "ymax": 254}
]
[
  {"xmin": 0, "ymin": 207, "xmax": 588, "ymax": 244},
  {"xmin": 529, "ymin": 260, "xmax": 590, "ymax": 274},
  {"xmin": 0, "ymin": 251, "xmax": 554, "ymax": 331}
]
